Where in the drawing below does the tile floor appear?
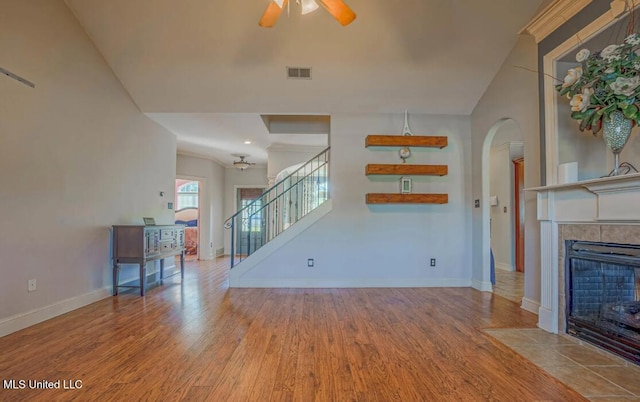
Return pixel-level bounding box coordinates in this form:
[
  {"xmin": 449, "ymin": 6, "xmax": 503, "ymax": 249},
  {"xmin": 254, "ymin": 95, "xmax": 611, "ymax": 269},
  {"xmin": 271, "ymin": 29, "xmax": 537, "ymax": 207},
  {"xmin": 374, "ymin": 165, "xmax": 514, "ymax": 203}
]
[
  {"xmin": 489, "ymin": 269, "xmax": 640, "ymax": 401},
  {"xmin": 486, "ymin": 326, "xmax": 640, "ymax": 400}
]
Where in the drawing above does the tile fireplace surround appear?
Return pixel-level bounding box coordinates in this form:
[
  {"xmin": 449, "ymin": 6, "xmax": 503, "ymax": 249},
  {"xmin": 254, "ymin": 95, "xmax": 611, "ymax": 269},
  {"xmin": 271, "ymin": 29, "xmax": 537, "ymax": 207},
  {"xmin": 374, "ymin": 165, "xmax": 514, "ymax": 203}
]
[
  {"xmin": 528, "ymin": 172, "xmax": 640, "ymax": 334},
  {"xmin": 558, "ymin": 224, "xmax": 640, "ymax": 333}
]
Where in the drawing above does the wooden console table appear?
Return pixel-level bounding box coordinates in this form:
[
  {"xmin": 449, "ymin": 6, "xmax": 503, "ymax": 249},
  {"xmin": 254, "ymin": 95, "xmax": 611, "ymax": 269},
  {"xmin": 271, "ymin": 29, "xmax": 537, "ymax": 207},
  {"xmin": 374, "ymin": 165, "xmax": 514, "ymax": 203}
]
[{"xmin": 112, "ymin": 225, "xmax": 186, "ymax": 296}]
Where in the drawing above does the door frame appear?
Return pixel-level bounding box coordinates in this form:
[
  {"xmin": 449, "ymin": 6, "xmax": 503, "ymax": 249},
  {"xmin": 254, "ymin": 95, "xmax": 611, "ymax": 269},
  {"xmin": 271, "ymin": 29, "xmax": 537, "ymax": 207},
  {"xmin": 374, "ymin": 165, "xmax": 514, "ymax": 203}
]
[
  {"xmin": 176, "ymin": 175, "xmax": 205, "ymax": 260},
  {"xmin": 513, "ymin": 157, "xmax": 525, "ymax": 273},
  {"xmin": 233, "ymin": 185, "xmax": 268, "ymax": 256}
]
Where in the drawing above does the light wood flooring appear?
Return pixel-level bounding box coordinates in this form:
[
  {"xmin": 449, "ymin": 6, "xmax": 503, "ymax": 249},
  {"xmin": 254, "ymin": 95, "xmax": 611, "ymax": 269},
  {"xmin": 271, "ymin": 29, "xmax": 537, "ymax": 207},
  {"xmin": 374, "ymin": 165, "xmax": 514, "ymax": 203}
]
[
  {"xmin": 0, "ymin": 258, "xmax": 588, "ymax": 401},
  {"xmin": 492, "ymin": 269, "xmax": 525, "ymax": 304}
]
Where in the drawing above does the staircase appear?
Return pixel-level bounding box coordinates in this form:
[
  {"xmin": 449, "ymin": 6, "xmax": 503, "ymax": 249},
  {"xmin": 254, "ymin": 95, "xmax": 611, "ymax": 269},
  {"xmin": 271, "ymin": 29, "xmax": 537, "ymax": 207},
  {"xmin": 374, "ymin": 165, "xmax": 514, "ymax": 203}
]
[{"xmin": 224, "ymin": 147, "xmax": 330, "ymax": 268}]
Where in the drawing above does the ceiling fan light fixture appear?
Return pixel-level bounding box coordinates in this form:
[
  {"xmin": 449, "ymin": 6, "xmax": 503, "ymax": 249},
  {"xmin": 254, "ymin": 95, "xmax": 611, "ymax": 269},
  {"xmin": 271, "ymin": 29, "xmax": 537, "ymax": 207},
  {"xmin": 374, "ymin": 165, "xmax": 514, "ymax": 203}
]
[
  {"xmin": 301, "ymin": 0, "xmax": 319, "ymax": 15},
  {"xmin": 259, "ymin": 0, "xmax": 354, "ymax": 27},
  {"xmin": 233, "ymin": 156, "xmax": 255, "ymax": 170}
]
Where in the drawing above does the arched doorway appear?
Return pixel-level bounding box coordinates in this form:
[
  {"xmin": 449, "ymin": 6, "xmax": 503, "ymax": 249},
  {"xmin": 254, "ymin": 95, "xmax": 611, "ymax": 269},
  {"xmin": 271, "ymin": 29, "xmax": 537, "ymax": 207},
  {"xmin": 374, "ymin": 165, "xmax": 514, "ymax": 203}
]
[{"xmin": 481, "ymin": 118, "xmax": 525, "ymax": 302}]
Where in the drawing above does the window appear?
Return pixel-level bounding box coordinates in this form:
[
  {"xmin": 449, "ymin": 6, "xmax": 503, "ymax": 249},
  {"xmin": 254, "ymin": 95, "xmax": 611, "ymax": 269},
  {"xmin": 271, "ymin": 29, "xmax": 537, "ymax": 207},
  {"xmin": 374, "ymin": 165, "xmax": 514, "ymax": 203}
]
[
  {"xmin": 238, "ymin": 188, "xmax": 264, "ymax": 233},
  {"xmin": 177, "ymin": 182, "xmax": 199, "ymax": 209},
  {"xmin": 241, "ymin": 198, "xmax": 263, "ymax": 232}
]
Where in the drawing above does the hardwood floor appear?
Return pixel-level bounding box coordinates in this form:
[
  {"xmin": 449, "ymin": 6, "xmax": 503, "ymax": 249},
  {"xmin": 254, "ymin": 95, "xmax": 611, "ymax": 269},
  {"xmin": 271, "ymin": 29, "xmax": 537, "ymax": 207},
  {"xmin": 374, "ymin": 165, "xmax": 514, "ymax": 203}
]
[
  {"xmin": 0, "ymin": 258, "xmax": 586, "ymax": 401},
  {"xmin": 493, "ymin": 269, "xmax": 525, "ymax": 304}
]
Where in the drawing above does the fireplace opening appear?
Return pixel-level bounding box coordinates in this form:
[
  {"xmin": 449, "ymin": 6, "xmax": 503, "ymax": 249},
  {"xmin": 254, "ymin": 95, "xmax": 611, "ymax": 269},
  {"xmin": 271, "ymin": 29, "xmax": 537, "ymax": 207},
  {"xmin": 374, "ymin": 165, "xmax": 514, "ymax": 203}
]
[{"xmin": 565, "ymin": 240, "xmax": 640, "ymax": 365}]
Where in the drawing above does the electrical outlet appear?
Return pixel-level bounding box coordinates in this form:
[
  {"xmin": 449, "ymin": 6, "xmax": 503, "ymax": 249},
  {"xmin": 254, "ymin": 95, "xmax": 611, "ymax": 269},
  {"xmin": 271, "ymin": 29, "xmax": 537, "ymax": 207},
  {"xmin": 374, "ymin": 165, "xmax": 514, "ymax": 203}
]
[
  {"xmin": 430, "ymin": 258, "xmax": 436, "ymax": 267},
  {"xmin": 307, "ymin": 258, "xmax": 314, "ymax": 267},
  {"xmin": 28, "ymin": 279, "xmax": 37, "ymax": 292}
]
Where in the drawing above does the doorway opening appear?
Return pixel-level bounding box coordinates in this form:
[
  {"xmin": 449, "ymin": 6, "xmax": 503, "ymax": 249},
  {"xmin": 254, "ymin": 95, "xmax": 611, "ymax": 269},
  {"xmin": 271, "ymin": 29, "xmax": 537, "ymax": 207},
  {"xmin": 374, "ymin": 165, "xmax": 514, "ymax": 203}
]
[
  {"xmin": 236, "ymin": 187, "xmax": 266, "ymax": 256},
  {"xmin": 175, "ymin": 179, "xmax": 200, "ymax": 261},
  {"xmin": 483, "ymin": 119, "xmax": 525, "ymax": 304}
]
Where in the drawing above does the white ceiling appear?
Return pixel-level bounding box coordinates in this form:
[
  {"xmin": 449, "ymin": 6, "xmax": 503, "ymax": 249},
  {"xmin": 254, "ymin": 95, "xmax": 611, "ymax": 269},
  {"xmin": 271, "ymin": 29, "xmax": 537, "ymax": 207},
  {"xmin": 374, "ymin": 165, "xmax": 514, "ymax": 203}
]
[{"xmin": 64, "ymin": 0, "xmax": 549, "ymax": 166}]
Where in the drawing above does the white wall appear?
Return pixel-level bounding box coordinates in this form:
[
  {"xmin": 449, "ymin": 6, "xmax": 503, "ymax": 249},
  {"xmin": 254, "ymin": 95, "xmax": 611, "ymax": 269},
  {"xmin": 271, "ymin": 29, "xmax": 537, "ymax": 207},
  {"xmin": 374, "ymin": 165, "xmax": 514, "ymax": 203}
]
[
  {"xmin": 231, "ymin": 113, "xmax": 473, "ymax": 287},
  {"xmin": 0, "ymin": 0, "xmax": 177, "ymax": 333},
  {"xmin": 223, "ymin": 167, "xmax": 268, "ymax": 253},
  {"xmin": 176, "ymin": 154, "xmax": 225, "ymax": 258},
  {"xmin": 267, "ymin": 146, "xmax": 327, "ymax": 183},
  {"xmin": 471, "ymin": 34, "xmax": 541, "ymax": 307},
  {"xmin": 490, "ymin": 134, "xmax": 524, "ymax": 273},
  {"xmin": 489, "ymin": 143, "xmax": 515, "ymax": 271}
]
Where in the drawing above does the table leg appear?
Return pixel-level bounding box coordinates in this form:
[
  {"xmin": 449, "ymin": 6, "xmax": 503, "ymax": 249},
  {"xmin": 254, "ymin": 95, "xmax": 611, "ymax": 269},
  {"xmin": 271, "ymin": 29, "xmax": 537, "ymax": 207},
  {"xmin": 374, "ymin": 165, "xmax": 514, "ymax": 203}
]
[
  {"xmin": 113, "ymin": 262, "xmax": 119, "ymax": 296},
  {"xmin": 140, "ymin": 263, "xmax": 146, "ymax": 296},
  {"xmin": 180, "ymin": 251, "xmax": 185, "ymax": 280}
]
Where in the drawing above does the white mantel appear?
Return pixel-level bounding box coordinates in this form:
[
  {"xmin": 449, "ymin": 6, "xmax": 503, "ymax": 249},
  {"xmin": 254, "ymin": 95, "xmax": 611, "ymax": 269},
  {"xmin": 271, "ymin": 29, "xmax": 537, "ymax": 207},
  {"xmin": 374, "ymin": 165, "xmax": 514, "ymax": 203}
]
[
  {"xmin": 527, "ymin": 173, "xmax": 640, "ymax": 333},
  {"xmin": 529, "ymin": 172, "xmax": 640, "ymax": 223}
]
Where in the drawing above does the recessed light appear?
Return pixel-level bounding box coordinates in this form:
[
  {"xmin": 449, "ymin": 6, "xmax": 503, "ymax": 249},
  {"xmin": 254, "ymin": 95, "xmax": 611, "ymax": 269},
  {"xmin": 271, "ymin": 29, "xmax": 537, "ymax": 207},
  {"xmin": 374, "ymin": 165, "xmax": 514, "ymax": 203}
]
[{"xmin": 244, "ymin": 140, "xmax": 252, "ymax": 145}]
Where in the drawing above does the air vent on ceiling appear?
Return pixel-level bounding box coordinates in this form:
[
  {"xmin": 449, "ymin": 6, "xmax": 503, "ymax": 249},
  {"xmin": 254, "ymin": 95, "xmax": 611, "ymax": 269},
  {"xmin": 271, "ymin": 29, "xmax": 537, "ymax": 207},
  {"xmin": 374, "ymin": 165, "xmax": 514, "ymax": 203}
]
[{"xmin": 287, "ymin": 66, "xmax": 312, "ymax": 80}]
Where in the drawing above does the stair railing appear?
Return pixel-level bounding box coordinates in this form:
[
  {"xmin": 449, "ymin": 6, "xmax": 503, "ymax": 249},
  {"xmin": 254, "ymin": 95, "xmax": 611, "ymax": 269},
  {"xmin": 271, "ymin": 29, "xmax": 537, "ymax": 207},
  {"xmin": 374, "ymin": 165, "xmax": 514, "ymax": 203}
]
[{"xmin": 224, "ymin": 147, "xmax": 330, "ymax": 268}]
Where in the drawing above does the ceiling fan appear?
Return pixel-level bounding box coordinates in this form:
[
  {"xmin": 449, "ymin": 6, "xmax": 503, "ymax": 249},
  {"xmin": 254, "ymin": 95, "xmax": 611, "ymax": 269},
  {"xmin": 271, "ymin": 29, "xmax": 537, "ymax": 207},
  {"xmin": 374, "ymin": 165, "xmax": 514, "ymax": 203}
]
[
  {"xmin": 259, "ymin": 0, "xmax": 356, "ymax": 28},
  {"xmin": 233, "ymin": 156, "xmax": 256, "ymax": 170}
]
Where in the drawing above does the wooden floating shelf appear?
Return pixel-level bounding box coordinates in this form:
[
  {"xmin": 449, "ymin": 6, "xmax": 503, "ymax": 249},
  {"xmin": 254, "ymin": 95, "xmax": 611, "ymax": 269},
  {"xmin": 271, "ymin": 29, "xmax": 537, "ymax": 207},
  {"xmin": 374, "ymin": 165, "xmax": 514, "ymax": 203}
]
[
  {"xmin": 365, "ymin": 135, "xmax": 448, "ymax": 148},
  {"xmin": 366, "ymin": 164, "xmax": 447, "ymax": 176},
  {"xmin": 366, "ymin": 193, "xmax": 449, "ymax": 204}
]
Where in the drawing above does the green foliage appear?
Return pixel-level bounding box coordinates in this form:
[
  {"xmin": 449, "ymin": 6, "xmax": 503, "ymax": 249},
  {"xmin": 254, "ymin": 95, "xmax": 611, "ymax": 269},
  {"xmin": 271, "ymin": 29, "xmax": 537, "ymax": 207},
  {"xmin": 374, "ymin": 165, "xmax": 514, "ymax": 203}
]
[{"xmin": 556, "ymin": 34, "xmax": 640, "ymax": 135}]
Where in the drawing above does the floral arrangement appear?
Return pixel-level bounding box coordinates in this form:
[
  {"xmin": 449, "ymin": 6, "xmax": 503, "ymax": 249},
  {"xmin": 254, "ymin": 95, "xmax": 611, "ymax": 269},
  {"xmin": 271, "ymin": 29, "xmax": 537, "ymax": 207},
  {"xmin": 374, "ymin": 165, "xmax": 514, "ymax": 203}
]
[{"xmin": 556, "ymin": 33, "xmax": 640, "ymax": 135}]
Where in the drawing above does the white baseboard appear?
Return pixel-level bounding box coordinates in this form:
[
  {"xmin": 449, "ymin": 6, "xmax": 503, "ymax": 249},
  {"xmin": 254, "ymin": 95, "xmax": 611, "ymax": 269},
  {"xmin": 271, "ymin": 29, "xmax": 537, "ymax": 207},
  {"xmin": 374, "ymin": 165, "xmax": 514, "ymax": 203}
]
[
  {"xmin": 231, "ymin": 278, "xmax": 471, "ymax": 288},
  {"xmin": 521, "ymin": 297, "xmax": 540, "ymax": 314},
  {"xmin": 0, "ymin": 287, "xmax": 111, "ymax": 338},
  {"xmin": 216, "ymin": 248, "xmax": 224, "ymax": 257},
  {"xmin": 471, "ymin": 279, "xmax": 493, "ymax": 292},
  {"xmin": 495, "ymin": 262, "xmax": 514, "ymax": 272}
]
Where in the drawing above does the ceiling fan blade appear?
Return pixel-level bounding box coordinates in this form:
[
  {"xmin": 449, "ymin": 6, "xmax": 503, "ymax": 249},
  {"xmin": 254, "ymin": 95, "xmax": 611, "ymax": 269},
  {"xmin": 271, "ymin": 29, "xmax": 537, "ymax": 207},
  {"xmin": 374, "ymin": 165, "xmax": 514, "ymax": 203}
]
[
  {"xmin": 259, "ymin": 0, "xmax": 288, "ymax": 28},
  {"xmin": 318, "ymin": 0, "xmax": 356, "ymax": 26}
]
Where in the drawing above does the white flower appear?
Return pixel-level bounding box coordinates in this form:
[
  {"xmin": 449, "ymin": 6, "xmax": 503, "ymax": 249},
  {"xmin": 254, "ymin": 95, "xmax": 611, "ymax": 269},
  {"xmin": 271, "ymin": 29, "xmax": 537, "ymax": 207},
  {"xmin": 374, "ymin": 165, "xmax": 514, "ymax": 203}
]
[
  {"xmin": 605, "ymin": 67, "xmax": 616, "ymax": 74},
  {"xmin": 570, "ymin": 87, "xmax": 593, "ymax": 112},
  {"xmin": 562, "ymin": 66, "xmax": 583, "ymax": 87},
  {"xmin": 601, "ymin": 44, "xmax": 621, "ymax": 60},
  {"xmin": 625, "ymin": 33, "xmax": 640, "ymax": 45},
  {"xmin": 576, "ymin": 49, "xmax": 590, "ymax": 62},
  {"xmin": 610, "ymin": 76, "xmax": 640, "ymax": 96}
]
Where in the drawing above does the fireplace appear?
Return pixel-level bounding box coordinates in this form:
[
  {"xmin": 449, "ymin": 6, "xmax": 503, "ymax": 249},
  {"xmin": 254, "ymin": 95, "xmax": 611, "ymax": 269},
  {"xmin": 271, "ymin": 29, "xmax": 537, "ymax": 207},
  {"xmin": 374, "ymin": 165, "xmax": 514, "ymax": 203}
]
[{"xmin": 565, "ymin": 240, "xmax": 640, "ymax": 364}]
